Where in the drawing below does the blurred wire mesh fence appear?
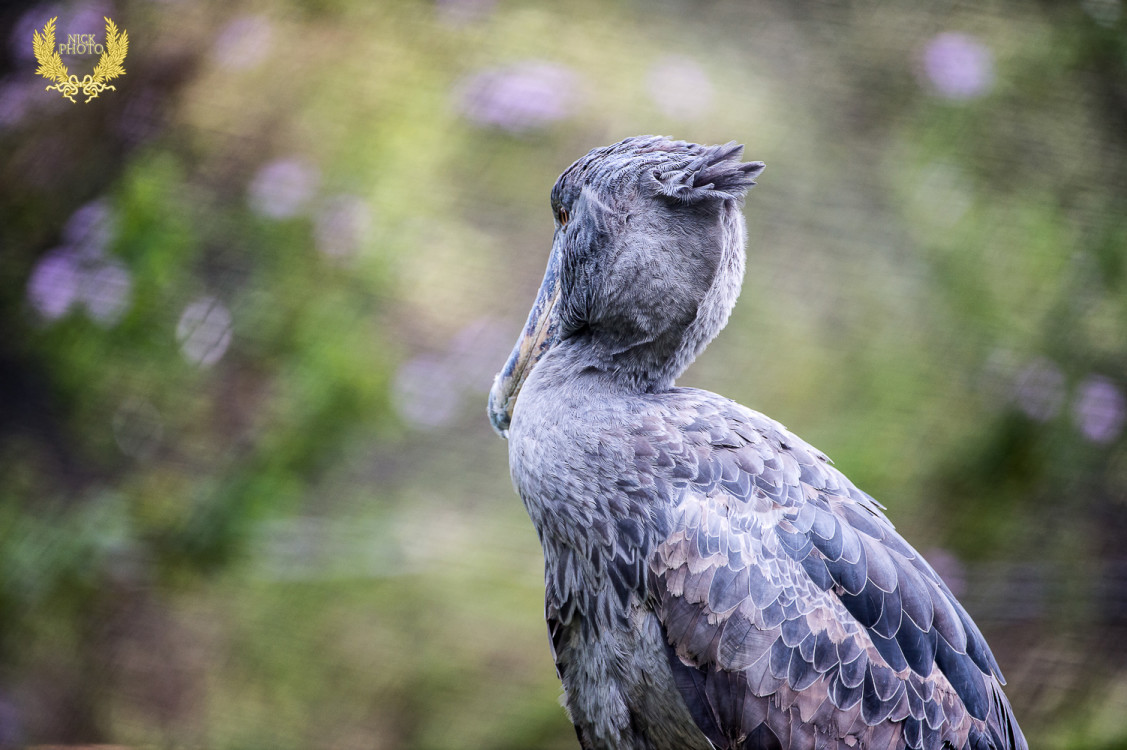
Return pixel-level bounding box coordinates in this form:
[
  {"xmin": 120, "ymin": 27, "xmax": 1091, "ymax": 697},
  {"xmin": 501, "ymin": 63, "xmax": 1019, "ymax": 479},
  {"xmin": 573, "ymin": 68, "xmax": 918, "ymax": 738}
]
[{"xmin": 1, "ymin": 0, "xmax": 1125, "ymax": 747}]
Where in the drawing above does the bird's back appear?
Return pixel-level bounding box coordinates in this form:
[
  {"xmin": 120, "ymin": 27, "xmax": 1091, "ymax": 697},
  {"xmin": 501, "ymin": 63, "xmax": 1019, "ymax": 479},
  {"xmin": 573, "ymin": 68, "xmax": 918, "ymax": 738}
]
[{"xmin": 511, "ymin": 375, "xmax": 1026, "ymax": 750}]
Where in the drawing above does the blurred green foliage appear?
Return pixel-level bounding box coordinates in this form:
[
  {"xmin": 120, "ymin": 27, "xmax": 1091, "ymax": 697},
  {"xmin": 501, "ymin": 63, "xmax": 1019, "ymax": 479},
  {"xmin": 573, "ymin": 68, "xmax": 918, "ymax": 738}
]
[{"xmin": 0, "ymin": 0, "xmax": 1125, "ymax": 747}]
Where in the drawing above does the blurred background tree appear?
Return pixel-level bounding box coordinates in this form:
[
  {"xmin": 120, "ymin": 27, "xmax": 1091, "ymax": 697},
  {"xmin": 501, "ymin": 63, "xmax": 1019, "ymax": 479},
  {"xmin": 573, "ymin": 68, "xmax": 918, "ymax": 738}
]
[{"xmin": 0, "ymin": 0, "xmax": 1124, "ymax": 748}]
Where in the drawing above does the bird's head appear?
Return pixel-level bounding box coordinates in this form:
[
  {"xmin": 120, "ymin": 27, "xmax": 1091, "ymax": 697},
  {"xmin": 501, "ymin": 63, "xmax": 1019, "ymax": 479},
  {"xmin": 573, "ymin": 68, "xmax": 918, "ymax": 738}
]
[{"xmin": 488, "ymin": 136, "xmax": 765, "ymax": 438}]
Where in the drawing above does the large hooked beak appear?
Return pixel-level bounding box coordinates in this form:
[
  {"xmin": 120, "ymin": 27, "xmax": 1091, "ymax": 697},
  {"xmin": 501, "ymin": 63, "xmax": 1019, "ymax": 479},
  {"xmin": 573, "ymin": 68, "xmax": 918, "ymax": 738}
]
[{"xmin": 488, "ymin": 250, "xmax": 563, "ymax": 439}]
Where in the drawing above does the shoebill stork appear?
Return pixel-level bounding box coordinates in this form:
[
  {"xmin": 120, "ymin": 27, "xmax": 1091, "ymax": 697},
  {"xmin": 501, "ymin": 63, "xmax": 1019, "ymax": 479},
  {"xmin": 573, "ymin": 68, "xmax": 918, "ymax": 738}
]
[{"xmin": 487, "ymin": 136, "xmax": 1026, "ymax": 750}]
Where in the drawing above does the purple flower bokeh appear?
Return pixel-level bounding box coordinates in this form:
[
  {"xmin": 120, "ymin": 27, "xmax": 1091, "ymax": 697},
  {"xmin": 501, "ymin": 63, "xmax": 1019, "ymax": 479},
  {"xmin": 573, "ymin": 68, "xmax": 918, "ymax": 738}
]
[
  {"xmin": 176, "ymin": 297, "xmax": 233, "ymax": 367},
  {"xmin": 27, "ymin": 201, "xmax": 133, "ymax": 325},
  {"xmin": 456, "ymin": 61, "xmax": 580, "ymax": 133},
  {"xmin": 248, "ymin": 158, "xmax": 320, "ymax": 220},
  {"xmin": 212, "ymin": 15, "xmax": 274, "ymax": 71},
  {"xmin": 392, "ymin": 317, "xmax": 513, "ymax": 430},
  {"xmin": 921, "ymin": 33, "xmax": 994, "ymax": 101},
  {"xmin": 80, "ymin": 260, "xmax": 132, "ymax": 325},
  {"xmin": 1013, "ymin": 358, "xmax": 1065, "ymax": 422},
  {"xmin": 1073, "ymin": 376, "xmax": 1126, "ymax": 444},
  {"xmin": 314, "ymin": 195, "xmax": 372, "ymax": 260},
  {"xmin": 647, "ymin": 55, "xmax": 714, "ymax": 121},
  {"xmin": 393, "ymin": 354, "xmax": 461, "ymax": 429},
  {"xmin": 63, "ymin": 199, "xmax": 116, "ymax": 255},
  {"xmin": 27, "ymin": 249, "xmax": 81, "ymax": 320}
]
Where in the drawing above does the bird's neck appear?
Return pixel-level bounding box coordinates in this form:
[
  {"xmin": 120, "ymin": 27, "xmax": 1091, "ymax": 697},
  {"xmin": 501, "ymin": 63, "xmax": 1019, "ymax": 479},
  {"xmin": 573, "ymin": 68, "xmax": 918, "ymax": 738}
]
[{"xmin": 555, "ymin": 330, "xmax": 689, "ymax": 393}]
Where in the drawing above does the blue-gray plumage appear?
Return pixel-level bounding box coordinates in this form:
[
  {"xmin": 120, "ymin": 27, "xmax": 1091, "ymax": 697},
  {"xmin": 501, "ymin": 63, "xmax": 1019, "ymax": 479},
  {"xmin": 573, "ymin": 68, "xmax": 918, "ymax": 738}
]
[{"xmin": 487, "ymin": 136, "xmax": 1026, "ymax": 750}]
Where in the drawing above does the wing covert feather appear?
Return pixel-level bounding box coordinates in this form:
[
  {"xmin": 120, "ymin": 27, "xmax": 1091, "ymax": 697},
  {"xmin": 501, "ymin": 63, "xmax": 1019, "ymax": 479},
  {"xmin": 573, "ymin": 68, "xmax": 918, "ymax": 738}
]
[{"xmin": 638, "ymin": 390, "xmax": 1026, "ymax": 750}]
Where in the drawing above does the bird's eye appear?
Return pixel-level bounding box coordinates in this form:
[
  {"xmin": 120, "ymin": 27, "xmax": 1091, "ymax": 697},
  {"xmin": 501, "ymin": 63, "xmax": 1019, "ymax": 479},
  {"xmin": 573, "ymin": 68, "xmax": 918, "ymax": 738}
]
[{"xmin": 558, "ymin": 207, "xmax": 569, "ymax": 226}]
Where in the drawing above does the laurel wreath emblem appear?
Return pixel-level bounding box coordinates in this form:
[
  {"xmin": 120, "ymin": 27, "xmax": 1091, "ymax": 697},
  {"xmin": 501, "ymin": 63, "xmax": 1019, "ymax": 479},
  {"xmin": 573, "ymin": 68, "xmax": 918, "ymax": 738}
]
[{"xmin": 32, "ymin": 17, "xmax": 128, "ymax": 103}]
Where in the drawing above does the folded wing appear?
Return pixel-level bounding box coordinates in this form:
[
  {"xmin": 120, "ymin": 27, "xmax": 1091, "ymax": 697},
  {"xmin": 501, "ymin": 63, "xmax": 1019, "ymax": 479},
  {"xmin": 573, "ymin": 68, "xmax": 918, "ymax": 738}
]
[{"xmin": 635, "ymin": 390, "xmax": 1027, "ymax": 750}]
